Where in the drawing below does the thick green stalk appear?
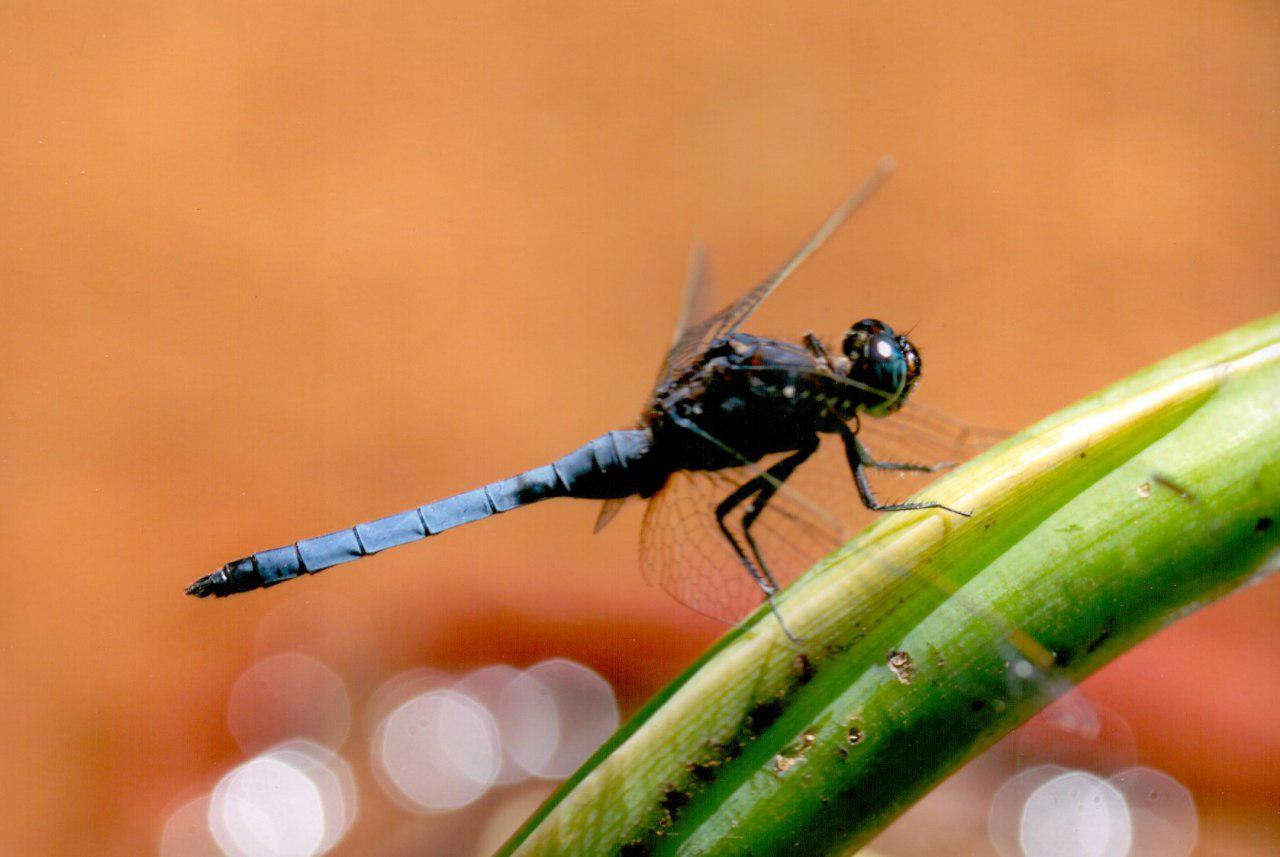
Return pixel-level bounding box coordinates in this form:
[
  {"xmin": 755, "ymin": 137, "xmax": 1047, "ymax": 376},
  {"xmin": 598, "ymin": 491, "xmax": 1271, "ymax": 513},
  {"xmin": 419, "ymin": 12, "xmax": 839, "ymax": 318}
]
[{"xmin": 498, "ymin": 314, "xmax": 1280, "ymax": 857}]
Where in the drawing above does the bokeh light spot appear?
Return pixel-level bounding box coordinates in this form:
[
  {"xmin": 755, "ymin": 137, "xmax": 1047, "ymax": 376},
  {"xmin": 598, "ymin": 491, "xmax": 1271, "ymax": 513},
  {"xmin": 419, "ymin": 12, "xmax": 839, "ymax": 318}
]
[
  {"xmin": 210, "ymin": 752, "xmax": 328, "ymax": 857},
  {"xmin": 159, "ymin": 795, "xmax": 223, "ymax": 857},
  {"xmin": 1110, "ymin": 766, "xmax": 1197, "ymax": 856},
  {"xmin": 1018, "ymin": 770, "xmax": 1132, "ymax": 857},
  {"xmin": 988, "ymin": 765, "xmax": 1069, "ymax": 857},
  {"xmin": 497, "ymin": 658, "xmax": 618, "ymax": 780},
  {"xmin": 453, "ymin": 664, "xmax": 528, "ymax": 786},
  {"xmin": 266, "ymin": 741, "xmax": 358, "ymax": 854},
  {"xmin": 374, "ymin": 688, "xmax": 502, "ymax": 811}
]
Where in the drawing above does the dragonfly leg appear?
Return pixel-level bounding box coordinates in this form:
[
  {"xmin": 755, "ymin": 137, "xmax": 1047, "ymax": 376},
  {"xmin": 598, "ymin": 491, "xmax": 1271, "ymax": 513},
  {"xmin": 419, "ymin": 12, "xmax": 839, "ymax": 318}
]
[
  {"xmin": 847, "ymin": 417, "xmax": 954, "ymax": 472},
  {"xmin": 713, "ymin": 479, "xmax": 777, "ymax": 596},
  {"xmin": 740, "ymin": 442, "xmax": 818, "ymax": 594},
  {"xmin": 862, "ymin": 451, "xmax": 955, "ymax": 473},
  {"xmin": 664, "ymin": 411, "xmax": 773, "ymax": 593},
  {"xmin": 665, "ymin": 411, "xmax": 810, "ymax": 640},
  {"xmin": 867, "ymin": 459, "xmax": 955, "ymax": 472},
  {"xmin": 712, "ymin": 446, "xmax": 817, "ymax": 644},
  {"xmin": 838, "ymin": 422, "xmax": 971, "ymax": 517},
  {"xmin": 802, "ymin": 331, "xmax": 832, "ymax": 364},
  {"xmin": 765, "ymin": 591, "xmax": 801, "ymax": 645}
]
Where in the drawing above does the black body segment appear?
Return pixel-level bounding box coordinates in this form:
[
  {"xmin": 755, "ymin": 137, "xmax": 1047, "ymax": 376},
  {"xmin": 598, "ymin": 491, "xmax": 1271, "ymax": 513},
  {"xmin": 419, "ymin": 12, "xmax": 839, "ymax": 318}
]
[
  {"xmin": 186, "ymin": 430, "xmax": 653, "ymax": 597},
  {"xmin": 646, "ymin": 334, "xmax": 845, "ymax": 473}
]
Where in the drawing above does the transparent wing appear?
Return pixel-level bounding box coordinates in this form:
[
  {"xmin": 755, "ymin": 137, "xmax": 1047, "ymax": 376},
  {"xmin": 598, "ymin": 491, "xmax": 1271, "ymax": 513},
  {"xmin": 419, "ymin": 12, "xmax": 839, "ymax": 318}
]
[
  {"xmin": 636, "ymin": 385, "xmax": 1008, "ymax": 626},
  {"xmin": 853, "ymin": 399, "xmax": 1010, "ymax": 502},
  {"xmin": 656, "ymin": 158, "xmax": 896, "ymax": 386},
  {"xmin": 654, "ymin": 244, "xmax": 716, "ymax": 389},
  {"xmin": 673, "ymin": 244, "xmax": 715, "ymax": 346},
  {"xmin": 637, "ymin": 416, "xmax": 1089, "ymax": 738},
  {"xmin": 634, "ymin": 407, "xmax": 1003, "ymax": 627},
  {"xmin": 592, "ymin": 497, "xmax": 629, "ymax": 533},
  {"xmin": 637, "ymin": 451, "xmax": 849, "ymax": 625},
  {"xmin": 861, "ymin": 399, "xmax": 1009, "ymax": 466}
]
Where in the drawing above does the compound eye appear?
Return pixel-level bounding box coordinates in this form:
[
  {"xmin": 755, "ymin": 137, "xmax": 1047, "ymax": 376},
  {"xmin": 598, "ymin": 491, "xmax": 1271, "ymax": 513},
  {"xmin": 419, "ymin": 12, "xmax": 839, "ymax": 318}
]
[
  {"xmin": 871, "ymin": 334, "xmax": 898, "ymax": 363},
  {"xmin": 868, "ymin": 333, "xmax": 908, "ymax": 394},
  {"xmin": 842, "ymin": 318, "xmax": 890, "ymax": 357}
]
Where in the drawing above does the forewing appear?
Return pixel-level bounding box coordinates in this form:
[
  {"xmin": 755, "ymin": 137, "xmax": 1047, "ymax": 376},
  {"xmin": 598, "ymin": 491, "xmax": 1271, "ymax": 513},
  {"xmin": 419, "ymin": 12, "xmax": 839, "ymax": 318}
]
[
  {"xmin": 860, "ymin": 398, "xmax": 1009, "ymax": 465},
  {"xmin": 712, "ymin": 158, "xmax": 895, "ymax": 342},
  {"xmin": 759, "ymin": 399, "xmax": 1006, "ymax": 512},
  {"xmin": 853, "ymin": 399, "xmax": 1010, "ymax": 505},
  {"xmin": 655, "ymin": 158, "xmax": 896, "ymax": 387}
]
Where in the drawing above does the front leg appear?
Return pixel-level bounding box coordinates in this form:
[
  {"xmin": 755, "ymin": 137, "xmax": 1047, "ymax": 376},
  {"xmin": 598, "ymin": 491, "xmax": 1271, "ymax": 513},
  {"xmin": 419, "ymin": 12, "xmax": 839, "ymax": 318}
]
[
  {"xmin": 853, "ymin": 428, "xmax": 955, "ymax": 473},
  {"xmin": 836, "ymin": 421, "xmax": 970, "ymax": 517},
  {"xmin": 802, "ymin": 331, "xmax": 832, "ymax": 364}
]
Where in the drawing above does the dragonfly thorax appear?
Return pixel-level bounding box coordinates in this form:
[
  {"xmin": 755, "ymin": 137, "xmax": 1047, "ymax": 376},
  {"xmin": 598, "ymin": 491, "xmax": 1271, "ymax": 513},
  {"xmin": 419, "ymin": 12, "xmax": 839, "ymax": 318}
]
[{"xmin": 644, "ymin": 333, "xmax": 856, "ymax": 473}]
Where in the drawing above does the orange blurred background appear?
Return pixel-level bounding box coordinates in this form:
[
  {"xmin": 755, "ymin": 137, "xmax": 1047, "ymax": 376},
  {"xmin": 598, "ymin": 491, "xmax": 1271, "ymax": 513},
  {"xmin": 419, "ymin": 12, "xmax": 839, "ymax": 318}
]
[{"xmin": 2, "ymin": 3, "xmax": 1278, "ymax": 855}]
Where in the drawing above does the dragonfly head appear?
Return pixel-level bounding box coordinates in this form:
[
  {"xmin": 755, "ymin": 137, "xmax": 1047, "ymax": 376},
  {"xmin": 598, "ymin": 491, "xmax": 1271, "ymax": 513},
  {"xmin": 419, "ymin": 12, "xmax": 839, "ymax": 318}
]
[{"xmin": 840, "ymin": 318, "xmax": 921, "ymax": 416}]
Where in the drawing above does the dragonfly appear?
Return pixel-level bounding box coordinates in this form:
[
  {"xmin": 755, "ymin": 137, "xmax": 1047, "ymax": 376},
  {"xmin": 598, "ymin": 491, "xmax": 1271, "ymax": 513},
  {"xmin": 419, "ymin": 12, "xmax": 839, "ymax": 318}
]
[{"xmin": 187, "ymin": 159, "xmax": 991, "ymax": 642}]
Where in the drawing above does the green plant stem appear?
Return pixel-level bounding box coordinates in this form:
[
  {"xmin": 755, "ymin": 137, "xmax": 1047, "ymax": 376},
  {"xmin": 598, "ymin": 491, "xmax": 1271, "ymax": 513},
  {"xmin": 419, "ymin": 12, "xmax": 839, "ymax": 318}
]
[{"xmin": 499, "ymin": 314, "xmax": 1280, "ymax": 857}]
